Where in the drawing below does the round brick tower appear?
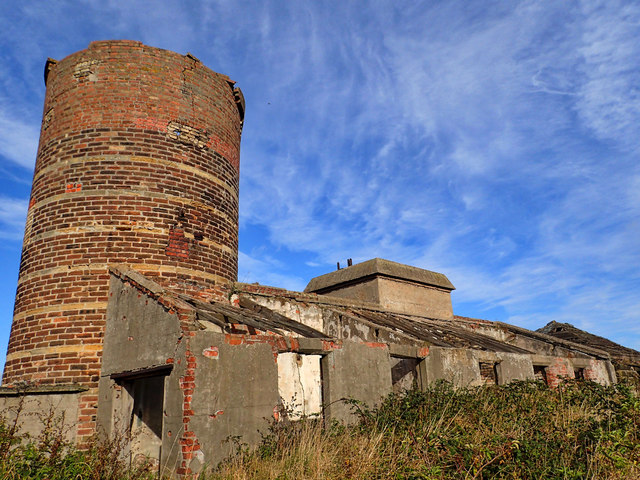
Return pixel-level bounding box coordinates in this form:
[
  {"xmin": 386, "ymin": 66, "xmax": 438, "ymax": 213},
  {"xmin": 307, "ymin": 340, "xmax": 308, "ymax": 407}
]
[{"xmin": 3, "ymin": 40, "xmax": 243, "ymax": 399}]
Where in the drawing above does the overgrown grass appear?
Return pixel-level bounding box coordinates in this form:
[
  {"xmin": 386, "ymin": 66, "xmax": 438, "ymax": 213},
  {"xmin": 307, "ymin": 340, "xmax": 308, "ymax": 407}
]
[
  {"xmin": 1, "ymin": 381, "xmax": 638, "ymax": 479},
  {"xmin": 0, "ymin": 402, "xmax": 155, "ymax": 480},
  {"xmin": 211, "ymin": 381, "xmax": 640, "ymax": 480}
]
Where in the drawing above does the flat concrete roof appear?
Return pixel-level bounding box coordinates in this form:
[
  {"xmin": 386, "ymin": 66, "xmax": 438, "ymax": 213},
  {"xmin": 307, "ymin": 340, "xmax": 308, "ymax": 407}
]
[{"xmin": 304, "ymin": 258, "xmax": 455, "ymax": 293}]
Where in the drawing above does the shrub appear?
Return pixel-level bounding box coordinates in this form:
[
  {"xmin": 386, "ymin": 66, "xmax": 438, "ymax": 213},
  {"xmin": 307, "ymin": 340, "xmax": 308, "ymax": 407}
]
[
  {"xmin": 1, "ymin": 381, "xmax": 638, "ymax": 479},
  {"xmin": 0, "ymin": 403, "xmax": 155, "ymax": 480},
  {"xmin": 211, "ymin": 380, "xmax": 640, "ymax": 480}
]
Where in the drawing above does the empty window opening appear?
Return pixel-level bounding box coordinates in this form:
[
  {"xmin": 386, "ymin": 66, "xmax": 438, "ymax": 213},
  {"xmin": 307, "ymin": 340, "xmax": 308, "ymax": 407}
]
[
  {"xmin": 479, "ymin": 362, "xmax": 498, "ymax": 385},
  {"xmin": 391, "ymin": 357, "xmax": 420, "ymax": 393},
  {"xmin": 574, "ymin": 368, "xmax": 585, "ymax": 380},
  {"xmin": 533, "ymin": 365, "xmax": 548, "ymax": 385},
  {"xmin": 121, "ymin": 375, "xmax": 165, "ymax": 470}
]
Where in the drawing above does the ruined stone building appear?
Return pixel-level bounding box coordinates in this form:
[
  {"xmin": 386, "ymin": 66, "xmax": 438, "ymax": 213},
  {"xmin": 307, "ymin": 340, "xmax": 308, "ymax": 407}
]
[
  {"xmin": 538, "ymin": 321, "xmax": 640, "ymax": 388},
  {"xmin": 0, "ymin": 41, "xmax": 637, "ymax": 478}
]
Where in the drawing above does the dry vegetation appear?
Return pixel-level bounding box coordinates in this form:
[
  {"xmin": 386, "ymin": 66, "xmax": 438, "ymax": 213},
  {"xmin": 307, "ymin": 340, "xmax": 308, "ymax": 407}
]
[
  {"xmin": 0, "ymin": 380, "xmax": 638, "ymax": 479},
  {"xmin": 0, "ymin": 400, "xmax": 154, "ymax": 480},
  {"xmin": 212, "ymin": 381, "xmax": 640, "ymax": 480}
]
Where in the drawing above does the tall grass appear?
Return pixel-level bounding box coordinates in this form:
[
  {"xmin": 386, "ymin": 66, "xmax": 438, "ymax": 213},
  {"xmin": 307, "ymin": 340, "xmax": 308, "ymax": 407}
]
[
  {"xmin": 0, "ymin": 400, "xmax": 155, "ymax": 480},
  {"xmin": 211, "ymin": 381, "xmax": 640, "ymax": 480},
  {"xmin": 1, "ymin": 381, "xmax": 637, "ymax": 479}
]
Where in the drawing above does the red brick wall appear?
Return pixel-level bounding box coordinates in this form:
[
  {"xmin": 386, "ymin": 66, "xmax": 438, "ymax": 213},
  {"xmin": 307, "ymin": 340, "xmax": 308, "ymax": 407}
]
[
  {"xmin": 479, "ymin": 362, "xmax": 498, "ymax": 385},
  {"xmin": 3, "ymin": 41, "xmax": 243, "ymax": 437},
  {"xmin": 545, "ymin": 358, "xmax": 574, "ymax": 388}
]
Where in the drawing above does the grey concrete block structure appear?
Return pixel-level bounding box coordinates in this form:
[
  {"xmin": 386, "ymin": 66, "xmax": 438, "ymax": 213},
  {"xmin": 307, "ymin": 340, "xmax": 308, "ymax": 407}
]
[
  {"xmin": 79, "ymin": 262, "xmax": 624, "ymax": 477},
  {"xmin": 3, "ymin": 257, "xmax": 632, "ymax": 478},
  {"xmin": 2, "ymin": 256, "xmax": 632, "ymax": 478},
  {"xmin": 305, "ymin": 258, "xmax": 455, "ymax": 319}
]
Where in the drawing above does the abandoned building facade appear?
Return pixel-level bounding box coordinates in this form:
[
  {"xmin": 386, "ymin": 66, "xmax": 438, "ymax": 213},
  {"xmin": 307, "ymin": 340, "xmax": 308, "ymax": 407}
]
[{"xmin": 0, "ymin": 41, "xmax": 636, "ymax": 478}]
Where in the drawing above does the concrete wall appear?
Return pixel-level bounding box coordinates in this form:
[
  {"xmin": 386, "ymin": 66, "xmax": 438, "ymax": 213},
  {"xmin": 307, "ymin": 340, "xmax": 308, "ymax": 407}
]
[
  {"xmin": 322, "ymin": 342, "xmax": 392, "ymax": 423},
  {"xmin": 496, "ymin": 354, "xmax": 534, "ymax": 384},
  {"xmin": 317, "ymin": 277, "xmax": 381, "ymax": 304},
  {"xmin": 188, "ymin": 332, "xmax": 280, "ymax": 473},
  {"xmin": 242, "ymin": 292, "xmax": 417, "ymax": 346},
  {"xmin": 457, "ymin": 321, "xmax": 600, "ymax": 360},
  {"xmin": 98, "ymin": 274, "xmax": 619, "ymax": 478},
  {"xmin": 376, "ymin": 277, "xmax": 453, "ymax": 319},
  {"xmin": 101, "ymin": 276, "xmax": 182, "ymax": 376},
  {"xmin": 98, "ymin": 275, "xmax": 189, "ymax": 476},
  {"xmin": 422, "ymin": 347, "xmax": 537, "ymax": 387},
  {"xmin": 0, "ymin": 392, "xmax": 80, "ymax": 443},
  {"xmin": 527, "ymin": 354, "xmax": 616, "ymax": 387},
  {"xmin": 423, "ymin": 347, "xmax": 483, "ymax": 387},
  {"xmin": 299, "ymin": 276, "xmax": 453, "ymax": 320},
  {"xmin": 583, "ymin": 358, "xmax": 615, "ymax": 384},
  {"xmin": 239, "ymin": 295, "xmax": 325, "ymax": 333}
]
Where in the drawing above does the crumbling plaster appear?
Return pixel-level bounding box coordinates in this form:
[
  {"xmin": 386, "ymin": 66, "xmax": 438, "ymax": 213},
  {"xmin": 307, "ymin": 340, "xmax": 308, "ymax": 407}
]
[{"xmin": 73, "ymin": 270, "xmax": 610, "ymax": 478}]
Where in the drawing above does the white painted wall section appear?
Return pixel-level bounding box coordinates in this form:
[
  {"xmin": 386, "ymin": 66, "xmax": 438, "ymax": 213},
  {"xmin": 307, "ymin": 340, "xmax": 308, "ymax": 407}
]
[{"xmin": 277, "ymin": 353, "xmax": 322, "ymax": 419}]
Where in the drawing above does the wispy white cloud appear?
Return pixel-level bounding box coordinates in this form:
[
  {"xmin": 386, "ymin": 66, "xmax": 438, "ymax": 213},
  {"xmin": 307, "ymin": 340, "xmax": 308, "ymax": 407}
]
[
  {"xmin": 575, "ymin": 0, "xmax": 640, "ymax": 152},
  {"xmin": 0, "ymin": 196, "xmax": 27, "ymax": 241},
  {"xmin": 0, "ymin": 104, "xmax": 39, "ymax": 170},
  {"xmin": 0, "ymin": 0, "xmax": 638, "ymax": 353},
  {"xmin": 231, "ymin": 1, "xmax": 640, "ymax": 352},
  {"xmin": 238, "ymin": 251, "xmax": 305, "ymax": 292}
]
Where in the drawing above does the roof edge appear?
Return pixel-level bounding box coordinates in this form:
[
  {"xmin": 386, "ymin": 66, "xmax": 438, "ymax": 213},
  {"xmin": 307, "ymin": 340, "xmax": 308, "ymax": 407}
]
[
  {"xmin": 235, "ymin": 281, "xmax": 455, "ymax": 320},
  {"xmin": 495, "ymin": 321, "xmax": 612, "ymax": 359},
  {"xmin": 304, "ymin": 258, "xmax": 455, "ymax": 293},
  {"xmin": 108, "ymin": 266, "xmax": 195, "ymax": 314}
]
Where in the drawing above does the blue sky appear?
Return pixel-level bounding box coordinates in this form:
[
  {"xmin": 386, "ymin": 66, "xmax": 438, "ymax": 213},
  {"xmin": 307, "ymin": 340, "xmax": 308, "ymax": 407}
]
[{"xmin": 1, "ymin": 1, "xmax": 639, "ymax": 374}]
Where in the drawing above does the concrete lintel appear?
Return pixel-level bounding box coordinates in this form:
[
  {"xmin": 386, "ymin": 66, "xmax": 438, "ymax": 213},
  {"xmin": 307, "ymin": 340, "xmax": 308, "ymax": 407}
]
[
  {"xmin": 294, "ymin": 337, "xmax": 324, "ymax": 354},
  {"xmin": 0, "ymin": 384, "xmax": 88, "ymax": 397},
  {"xmin": 108, "ymin": 364, "xmax": 173, "ymax": 380},
  {"xmin": 285, "ymin": 337, "xmax": 343, "ymax": 354},
  {"xmin": 529, "ymin": 354, "xmax": 563, "ymax": 366},
  {"xmin": 389, "ymin": 343, "xmax": 429, "ymax": 359},
  {"xmin": 570, "ymin": 358, "xmax": 593, "ymax": 369}
]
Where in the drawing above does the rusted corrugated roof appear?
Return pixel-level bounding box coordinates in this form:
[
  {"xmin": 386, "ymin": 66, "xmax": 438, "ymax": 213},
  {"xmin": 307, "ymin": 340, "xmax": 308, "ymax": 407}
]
[
  {"xmin": 345, "ymin": 308, "xmax": 530, "ymax": 353},
  {"xmin": 177, "ymin": 293, "xmax": 328, "ymax": 338},
  {"xmin": 539, "ymin": 321, "xmax": 640, "ymax": 366}
]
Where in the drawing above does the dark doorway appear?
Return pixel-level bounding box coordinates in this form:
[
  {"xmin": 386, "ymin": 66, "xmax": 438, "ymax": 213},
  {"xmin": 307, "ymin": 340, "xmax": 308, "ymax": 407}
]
[
  {"xmin": 391, "ymin": 357, "xmax": 421, "ymax": 393},
  {"xmin": 121, "ymin": 375, "xmax": 165, "ymax": 470},
  {"xmin": 533, "ymin": 365, "xmax": 548, "ymax": 385}
]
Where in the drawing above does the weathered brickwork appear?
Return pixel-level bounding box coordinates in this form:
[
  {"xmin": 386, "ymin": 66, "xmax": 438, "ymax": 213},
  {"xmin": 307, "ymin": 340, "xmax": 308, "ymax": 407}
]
[
  {"xmin": 3, "ymin": 40, "xmax": 243, "ymax": 440},
  {"xmin": 479, "ymin": 361, "xmax": 498, "ymax": 385},
  {"xmin": 544, "ymin": 358, "xmax": 573, "ymax": 388}
]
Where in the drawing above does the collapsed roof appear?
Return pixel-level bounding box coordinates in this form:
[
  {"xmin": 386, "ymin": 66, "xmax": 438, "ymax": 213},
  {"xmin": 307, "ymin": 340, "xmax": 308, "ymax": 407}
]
[{"xmin": 110, "ymin": 264, "xmax": 621, "ymax": 361}]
